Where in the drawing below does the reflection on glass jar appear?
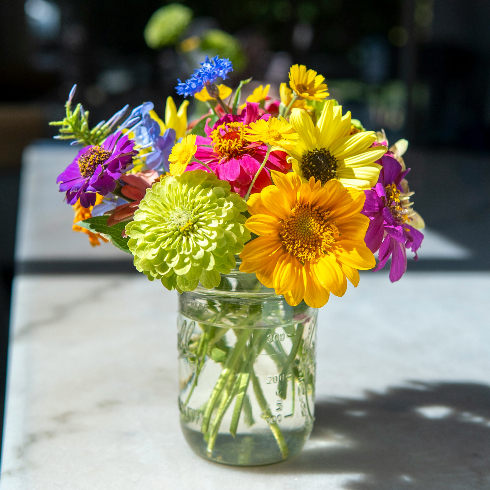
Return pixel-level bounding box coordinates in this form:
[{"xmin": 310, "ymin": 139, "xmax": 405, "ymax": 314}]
[{"xmin": 177, "ymin": 262, "xmax": 317, "ymax": 466}]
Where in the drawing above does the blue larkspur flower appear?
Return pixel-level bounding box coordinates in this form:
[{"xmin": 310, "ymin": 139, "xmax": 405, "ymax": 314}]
[
  {"xmin": 176, "ymin": 56, "xmax": 233, "ymax": 98},
  {"xmin": 121, "ymin": 102, "xmax": 177, "ymax": 172}
]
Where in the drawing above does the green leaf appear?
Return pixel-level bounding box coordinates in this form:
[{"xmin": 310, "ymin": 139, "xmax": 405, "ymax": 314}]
[
  {"xmin": 209, "ymin": 347, "xmax": 227, "ymax": 363},
  {"xmin": 232, "ymin": 78, "xmax": 252, "ymax": 115},
  {"xmin": 77, "ymin": 216, "xmax": 131, "ymax": 253},
  {"xmin": 189, "ymin": 114, "xmax": 218, "ymax": 137}
]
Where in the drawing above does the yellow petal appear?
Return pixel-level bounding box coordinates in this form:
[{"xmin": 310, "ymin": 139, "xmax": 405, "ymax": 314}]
[
  {"xmin": 273, "ymin": 254, "xmax": 298, "ymax": 294},
  {"xmin": 330, "ymin": 132, "xmax": 376, "ymax": 160},
  {"xmin": 316, "ymin": 101, "xmax": 335, "ymax": 148},
  {"xmin": 335, "ymin": 241, "xmax": 376, "ymax": 270},
  {"xmin": 328, "ymin": 190, "xmax": 365, "ymax": 222},
  {"xmin": 343, "ymin": 146, "xmax": 387, "ymax": 166},
  {"xmin": 149, "ymin": 109, "xmax": 166, "ymax": 134},
  {"xmin": 336, "ymin": 215, "xmax": 370, "ymax": 241},
  {"xmin": 270, "ymin": 170, "xmax": 301, "ymax": 207},
  {"xmin": 261, "ymin": 186, "xmax": 291, "ymax": 220},
  {"xmin": 313, "ymin": 255, "xmax": 345, "ymax": 297},
  {"xmin": 245, "ymin": 214, "xmax": 281, "ymax": 236},
  {"xmin": 282, "ymin": 262, "xmax": 306, "ymax": 306},
  {"xmin": 247, "ymin": 192, "xmax": 272, "ymax": 216},
  {"xmin": 239, "ymin": 236, "xmax": 282, "ymax": 263},
  {"xmin": 289, "ymin": 108, "xmax": 317, "ymax": 150},
  {"xmin": 304, "ymin": 263, "xmax": 330, "ymax": 308},
  {"xmin": 309, "ymin": 179, "xmax": 344, "ymax": 209},
  {"xmin": 176, "ymin": 100, "xmax": 189, "ymax": 140},
  {"xmin": 341, "ymin": 263, "xmax": 359, "ymax": 287},
  {"xmin": 255, "ymin": 251, "xmax": 284, "ymax": 288}
]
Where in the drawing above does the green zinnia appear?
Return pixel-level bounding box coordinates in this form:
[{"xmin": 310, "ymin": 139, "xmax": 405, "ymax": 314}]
[{"xmin": 126, "ymin": 170, "xmax": 251, "ymax": 292}]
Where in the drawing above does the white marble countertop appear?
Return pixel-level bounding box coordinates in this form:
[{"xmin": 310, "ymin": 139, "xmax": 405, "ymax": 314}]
[{"xmin": 1, "ymin": 143, "xmax": 489, "ymax": 489}]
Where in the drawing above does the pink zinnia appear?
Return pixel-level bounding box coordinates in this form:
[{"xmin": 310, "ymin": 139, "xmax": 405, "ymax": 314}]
[{"xmin": 186, "ymin": 102, "xmax": 290, "ymax": 197}]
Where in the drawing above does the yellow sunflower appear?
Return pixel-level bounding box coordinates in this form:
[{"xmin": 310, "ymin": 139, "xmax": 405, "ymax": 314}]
[
  {"xmin": 239, "ymin": 171, "xmax": 375, "ymax": 308},
  {"xmin": 288, "ymin": 100, "xmax": 387, "ymax": 189},
  {"xmin": 289, "ymin": 65, "xmax": 329, "ymax": 101},
  {"xmin": 245, "ymin": 117, "xmax": 298, "ymax": 150},
  {"xmin": 169, "ymin": 134, "xmax": 197, "ymax": 175},
  {"xmin": 194, "ymin": 84, "xmax": 233, "ymax": 102}
]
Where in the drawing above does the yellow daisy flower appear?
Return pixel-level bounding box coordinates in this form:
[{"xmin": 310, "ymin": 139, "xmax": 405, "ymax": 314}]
[
  {"xmin": 169, "ymin": 134, "xmax": 197, "ymax": 176},
  {"xmin": 279, "ymin": 83, "xmax": 307, "ymax": 110},
  {"xmin": 289, "ymin": 65, "xmax": 329, "ymax": 101},
  {"xmin": 194, "ymin": 84, "xmax": 233, "ymax": 102},
  {"xmin": 239, "ymin": 171, "xmax": 375, "ymax": 308},
  {"xmin": 246, "ymin": 84, "xmax": 270, "ymax": 104},
  {"xmin": 245, "ymin": 117, "xmax": 298, "ymax": 150},
  {"xmin": 288, "ymin": 100, "xmax": 387, "ymax": 189}
]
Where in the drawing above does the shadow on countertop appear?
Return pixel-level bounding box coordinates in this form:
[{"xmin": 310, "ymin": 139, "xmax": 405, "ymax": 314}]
[{"xmin": 246, "ymin": 382, "xmax": 490, "ymax": 489}]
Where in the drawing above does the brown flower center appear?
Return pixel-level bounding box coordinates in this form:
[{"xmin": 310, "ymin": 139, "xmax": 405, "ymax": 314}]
[
  {"xmin": 279, "ymin": 204, "xmax": 339, "ymax": 263},
  {"xmin": 384, "ymin": 183, "xmax": 410, "ymax": 224},
  {"xmin": 295, "ymin": 83, "xmax": 308, "ymax": 94},
  {"xmin": 301, "ymin": 148, "xmax": 338, "ymax": 185},
  {"xmin": 78, "ymin": 147, "xmax": 111, "ymax": 178}
]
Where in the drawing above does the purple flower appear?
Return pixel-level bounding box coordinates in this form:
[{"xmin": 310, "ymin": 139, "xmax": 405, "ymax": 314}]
[
  {"xmin": 57, "ymin": 131, "xmax": 137, "ymax": 208},
  {"xmin": 176, "ymin": 56, "xmax": 233, "ymax": 98},
  {"xmin": 362, "ymin": 154, "xmax": 424, "ymax": 282}
]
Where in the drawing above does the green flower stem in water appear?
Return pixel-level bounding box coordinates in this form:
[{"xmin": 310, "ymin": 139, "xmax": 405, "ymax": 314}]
[
  {"xmin": 277, "ymin": 323, "xmax": 304, "ymax": 400},
  {"xmin": 201, "ymin": 329, "xmax": 252, "ymax": 434},
  {"xmin": 229, "ymin": 368, "xmax": 252, "ymax": 438},
  {"xmin": 251, "ymin": 369, "xmax": 289, "ymax": 459},
  {"xmin": 207, "ymin": 326, "xmax": 229, "ymax": 347},
  {"xmin": 184, "ymin": 327, "xmax": 212, "ymax": 405},
  {"xmin": 206, "ymin": 359, "xmax": 243, "ymax": 453}
]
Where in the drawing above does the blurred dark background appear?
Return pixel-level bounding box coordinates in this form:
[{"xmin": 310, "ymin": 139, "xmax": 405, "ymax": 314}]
[{"xmin": 1, "ymin": 0, "xmax": 489, "ymax": 458}]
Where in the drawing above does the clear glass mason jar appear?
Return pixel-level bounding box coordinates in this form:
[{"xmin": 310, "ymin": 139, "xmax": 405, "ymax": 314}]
[{"xmin": 177, "ymin": 261, "xmax": 318, "ymax": 466}]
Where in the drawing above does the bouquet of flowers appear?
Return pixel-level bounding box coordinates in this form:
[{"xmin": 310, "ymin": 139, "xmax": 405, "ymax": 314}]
[{"xmin": 52, "ymin": 56, "xmax": 425, "ymax": 464}]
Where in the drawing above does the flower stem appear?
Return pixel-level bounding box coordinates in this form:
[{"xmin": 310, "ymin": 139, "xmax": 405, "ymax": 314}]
[
  {"xmin": 201, "ymin": 329, "xmax": 252, "ymax": 435},
  {"xmin": 244, "ymin": 145, "xmax": 272, "ymax": 201},
  {"xmin": 277, "ymin": 323, "xmax": 304, "ymax": 400},
  {"xmin": 205, "ymin": 101, "xmax": 219, "ymax": 118},
  {"xmin": 215, "ymin": 96, "xmax": 230, "ymax": 114},
  {"xmin": 206, "ymin": 360, "xmax": 242, "ymax": 453},
  {"xmin": 281, "ymin": 94, "xmax": 299, "ymax": 118},
  {"xmin": 251, "ymin": 369, "xmax": 289, "ymax": 459},
  {"xmin": 192, "ymin": 158, "xmax": 214, "ymax": 174},
  {"xmin": 184, "ymin": 327, "xmax": 211, "ymax": 405},
  {"xmin": 229, "ymin": 329, "xmax": 268, "ymax": 437}
]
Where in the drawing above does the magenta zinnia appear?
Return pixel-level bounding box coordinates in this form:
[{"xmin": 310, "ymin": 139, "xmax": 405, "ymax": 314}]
[
  {"xmin": 57, "ymin": 131, "xmax": 137, "ymax": 208},
  {"xmin": 362, "ymin": 154, "xmax": 424, "ymax": 282},
  {"xmin": 186, "ymin": 102, "xmax": 291, "ymax": 197}
]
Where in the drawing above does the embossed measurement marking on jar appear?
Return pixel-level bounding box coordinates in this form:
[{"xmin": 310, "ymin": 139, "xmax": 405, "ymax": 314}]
[
  {"xmin": 266, "ymin": 333, "xmax": 296, "ymax": 343},
  {"xmin": 179, "ymin": 398, "xmax": 203, "ymax": 426},
  {"xmin": 266, "ymin": 373, "xmax": 292, "ymax": 384},
  {"xmin": 265, "ymin": 414, "xmax": 282, "ymax": 425}
]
